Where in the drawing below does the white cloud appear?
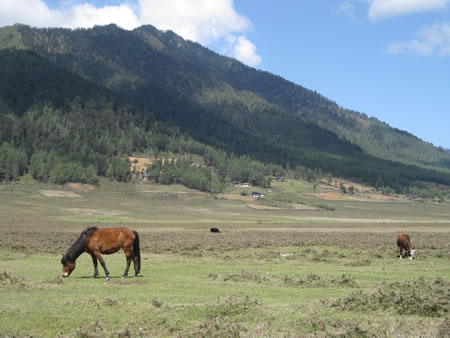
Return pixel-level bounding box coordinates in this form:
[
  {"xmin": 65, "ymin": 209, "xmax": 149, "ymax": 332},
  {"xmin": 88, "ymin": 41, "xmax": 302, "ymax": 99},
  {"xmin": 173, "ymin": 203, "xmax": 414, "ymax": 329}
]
[
  {"xmin": 137, "ymin": 0, "xmax": 261, "ymax": 65},
  {"xmin": 0, "ymin": 0, "xmax": 140, "ymax": 29},
  {"xmin": 368, "ymin": 0, "xmax": 450, "ymax": 20},
  {"xmin": 0, "ymin": 0, "xmax": 53, "ymax": 27},
  {"xmin": 339, "ymin": 0, "xmax": 358, "ymax": 20},
  {"xmin": 138, "ymin": 0, "xmax": 249, "ymax": 44},
  {"xmin": 387, "ymin": 22, "xmax": 450, "ymax": 55},
  {"xmin": 224, "ymin": 35, "xmax": 262, "ymax": 67},
  {"xmin": 66, "ymin": 3, "xmax": 140, "ymax": 29},
  {"xmin": 0, "ymin": 0, "xmax": 261, "ymax": 66}
]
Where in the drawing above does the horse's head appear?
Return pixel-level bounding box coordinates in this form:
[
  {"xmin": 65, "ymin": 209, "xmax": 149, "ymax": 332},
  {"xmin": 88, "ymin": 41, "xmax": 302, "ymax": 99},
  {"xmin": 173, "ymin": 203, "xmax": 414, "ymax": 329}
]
[
  {"xmin": 61, "ymin": 255, "xmax": 76, "ymax": 277},
  {"xmin": 408, "ymin": 249, "xmax": 416, "ymax": 260}
]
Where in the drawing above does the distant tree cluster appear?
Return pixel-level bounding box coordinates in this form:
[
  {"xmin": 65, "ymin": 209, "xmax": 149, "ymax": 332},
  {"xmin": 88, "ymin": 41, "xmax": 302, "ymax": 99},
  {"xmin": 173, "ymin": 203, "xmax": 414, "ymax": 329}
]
[
  {"xmin": 147, "ymin": 151, "xmax": 283, "ymax": 193},
  {"xmin": 294, "ymin": 165, "xmax": 327, "ymax": 182},
  {"xmin": 0, "ymin": 143, "xmax": 27, "ymax": 181}
]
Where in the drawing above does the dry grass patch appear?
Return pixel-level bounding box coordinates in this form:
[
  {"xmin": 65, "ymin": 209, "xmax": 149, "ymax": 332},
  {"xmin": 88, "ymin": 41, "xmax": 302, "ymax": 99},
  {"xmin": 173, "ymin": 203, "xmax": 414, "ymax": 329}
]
[
  {"xmin": 68, "ymin": 183, "xmax": 95, "ymax": 192},
  {"xmin": 129, "ymin": 156, "xmax": 154, "ymax": 172},
  {"xmin": 39, "ymin": 190, "xmax": 83, "ymax": 198},
  {"xmin": 312, "ymin": 191, "xmax": 403, "ymax": 202}
]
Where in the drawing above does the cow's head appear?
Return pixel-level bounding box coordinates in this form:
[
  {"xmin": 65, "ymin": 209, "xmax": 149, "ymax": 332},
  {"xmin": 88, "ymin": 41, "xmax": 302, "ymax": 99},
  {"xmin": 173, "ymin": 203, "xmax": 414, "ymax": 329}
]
[{"xmin": 408, "ymin": 249, "xmax": 416, "ymax": 260}]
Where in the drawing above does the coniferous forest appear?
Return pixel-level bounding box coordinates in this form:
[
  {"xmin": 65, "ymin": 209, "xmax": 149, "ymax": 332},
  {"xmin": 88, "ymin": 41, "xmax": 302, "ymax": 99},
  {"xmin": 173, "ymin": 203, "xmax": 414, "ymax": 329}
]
[{"xmin": 1, "ymin": 24, "xmax": 450, "ymax": 196}]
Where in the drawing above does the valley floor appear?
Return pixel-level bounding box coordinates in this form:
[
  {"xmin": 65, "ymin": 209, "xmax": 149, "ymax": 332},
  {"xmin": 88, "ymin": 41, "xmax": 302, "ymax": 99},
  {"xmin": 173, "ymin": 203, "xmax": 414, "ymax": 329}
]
[{"xmin": 0, "ymin": 179, "xmax": 449, "ymax": 336}]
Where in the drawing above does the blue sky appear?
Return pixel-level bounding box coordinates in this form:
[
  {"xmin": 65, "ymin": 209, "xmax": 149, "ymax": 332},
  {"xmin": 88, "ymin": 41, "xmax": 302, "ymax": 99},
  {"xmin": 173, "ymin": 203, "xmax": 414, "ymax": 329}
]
[{"xmin": 1, "ymin": 0, "xmax": 449, "ymax": 148}]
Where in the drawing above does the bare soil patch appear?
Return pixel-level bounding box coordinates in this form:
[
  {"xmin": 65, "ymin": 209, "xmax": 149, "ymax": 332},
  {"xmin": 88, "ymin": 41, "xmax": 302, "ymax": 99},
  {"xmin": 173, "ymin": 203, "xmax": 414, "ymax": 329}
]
[
  {"xmin": 220, "ymin": 194, "xmax": 253, "ymax": 202},
  {"xmin": 129, "ymin": 156, "xmax": 154, "ymax": 172},
  {"xmin": 220, "ymin": 194, "xmax": 314, "ymax": 210},
  {"xmin": 40, "ymin": 190, "xmax": 83, "ymax": 198},
  {"xmin": 68, "ymin": 183, "xmax": 95, "ymax": 192},
  {"xmin": 247, "ymin": 203, "xmax": 284, "ymax": 210},
  {"xmin": 337, "ymin": 179, "xmax": 372, "ymax": 193},
  {"xmin": 312, "ymin": 191, "xmax": 403, "ymax": 202}
]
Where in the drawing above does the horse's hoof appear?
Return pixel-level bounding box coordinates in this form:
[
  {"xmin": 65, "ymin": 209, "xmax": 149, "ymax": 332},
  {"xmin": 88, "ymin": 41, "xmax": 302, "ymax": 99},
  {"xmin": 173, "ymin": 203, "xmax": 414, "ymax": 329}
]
[{"xmin": 105, "ymin": 276, "xmax": 110, "ymax": 281}]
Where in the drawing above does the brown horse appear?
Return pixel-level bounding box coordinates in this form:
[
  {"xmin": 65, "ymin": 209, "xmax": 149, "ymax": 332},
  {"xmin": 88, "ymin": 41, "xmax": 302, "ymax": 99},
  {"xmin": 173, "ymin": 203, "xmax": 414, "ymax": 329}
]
[{"xmin": 61, "ymin": 227, "xmax": 140, "ymax": 280}]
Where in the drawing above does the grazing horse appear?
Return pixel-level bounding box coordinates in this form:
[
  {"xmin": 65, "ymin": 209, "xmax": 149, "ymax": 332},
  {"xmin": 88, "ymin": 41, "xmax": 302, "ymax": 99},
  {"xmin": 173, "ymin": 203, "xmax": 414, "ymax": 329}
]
[
  {"xmin": 397, "ymin": 233, "xmax": 416, "ymax": 260},
  {"xmin": 61, "ymin": 227, "xmax": 140, "ymax": 280}
]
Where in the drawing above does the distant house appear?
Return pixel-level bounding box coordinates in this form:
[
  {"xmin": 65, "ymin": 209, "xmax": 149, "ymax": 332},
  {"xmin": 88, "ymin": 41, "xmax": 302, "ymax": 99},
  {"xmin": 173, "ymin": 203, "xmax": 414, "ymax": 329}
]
[
  {"xmin": 141, "ymin": 172, "xmax": 151, "ymax": 181},
  {"xmin": 251, "ymin": 192, "xmax": 265, "ymax": 198},
  {"xmin": 239, "ymin": 183, "xmax": 252, "ymax": 188}
]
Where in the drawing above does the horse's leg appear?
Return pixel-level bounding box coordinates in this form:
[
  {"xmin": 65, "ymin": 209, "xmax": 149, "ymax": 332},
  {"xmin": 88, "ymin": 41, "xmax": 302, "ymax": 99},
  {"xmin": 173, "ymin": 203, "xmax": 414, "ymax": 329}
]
[
  {"xmin": 133, "ymin": 255, "xmax": 139, "ymax": 276},
  {"xmin": 94, "ymin": 252, "xmax": 110, "ymax": 280},
  {"xmin": 91, "ymin": 254, "xmax": 99, "ymax": 278},
  {"xmin": 122, "ymin": 249, "xmax": 132, "ymax": 278}
]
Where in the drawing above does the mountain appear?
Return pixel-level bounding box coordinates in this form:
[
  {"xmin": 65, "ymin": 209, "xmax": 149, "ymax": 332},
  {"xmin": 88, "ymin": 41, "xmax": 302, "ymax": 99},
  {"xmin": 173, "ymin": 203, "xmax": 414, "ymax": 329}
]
[
  {"xmin": 1, "ymin": 23, "xmax": 450, "ymax": 189},
  {"xmin": 3, "ymin": 24, "xmax": 448, "ymax": 170}
]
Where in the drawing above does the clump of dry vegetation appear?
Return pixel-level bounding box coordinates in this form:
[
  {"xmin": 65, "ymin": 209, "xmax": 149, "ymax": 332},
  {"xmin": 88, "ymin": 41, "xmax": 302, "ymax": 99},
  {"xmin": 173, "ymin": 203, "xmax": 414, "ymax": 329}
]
[
  {"xmin": 210, "ymin": 271, "xmax": 271, "ymax": 283},
  {"xmin": 180, "ymin": 295, "xmax": 258, "ymax": 337},
  {"xmin": 64, "ymin": 295, "xmax": 120, "ymax": 307},
  {"xmin": 69, "ymin": 320, "xmax": 106, "ymax": 338},
  {"xmin": 437, "ymin": 317, "xmax": 450, "ymax": 338},
  {"xmin": 182, "ymin": 316, "xmax": 247, "ymax": 337},
  {"xmin": 211, "ymin": 295, "xmax": 259, "ymax": 317},
  {"xmin": 209, "ymin": 270, "xmax": 359, "ymax": 288},
  {"xmin": 330, "ymin": 277, "xmax": 450, "ymax": 317},
  {"xmin": 282, "ymin": 273, "xmax": 358, "ymax": 288},
  {"xmin": 297, "ymin": 317, "xmax": 384, "ymax": 337},
  {"xmin": 0, "ymin": 271, "xmax": 26, "ymax": 286}
]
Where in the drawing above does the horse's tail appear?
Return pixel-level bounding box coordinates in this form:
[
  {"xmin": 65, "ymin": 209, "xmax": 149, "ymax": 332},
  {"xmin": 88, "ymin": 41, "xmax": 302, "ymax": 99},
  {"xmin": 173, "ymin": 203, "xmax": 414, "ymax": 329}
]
[{"xmin": 132, "ymin": 230, "xmax": 141, "ymax": 274}]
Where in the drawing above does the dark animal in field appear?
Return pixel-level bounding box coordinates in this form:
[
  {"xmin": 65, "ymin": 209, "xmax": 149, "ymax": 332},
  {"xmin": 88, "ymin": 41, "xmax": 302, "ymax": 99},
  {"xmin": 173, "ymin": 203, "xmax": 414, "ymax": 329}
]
[
  {"xmin": 210, "ymin": 227, "xmax": 221, "ymax": 233},
  {"xmin": 61, "ymin": 227, "xmax": 140, "ymax": 280},
  {"xmin": 397, "ymin": 233, "xmax": 416, "ymax": 260}
]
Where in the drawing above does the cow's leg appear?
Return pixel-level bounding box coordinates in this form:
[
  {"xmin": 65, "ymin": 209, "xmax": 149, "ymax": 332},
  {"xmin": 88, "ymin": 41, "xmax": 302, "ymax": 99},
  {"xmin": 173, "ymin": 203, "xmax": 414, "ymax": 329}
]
[
  {"xmin": 91, "ymin": 254, "xmax": 99, "ymax": 278},
  {"xmin": 94, "ymin": 252, "xmax": 110, "ymax": 280},
  {"xmin": 122, "ymin": 249, "xmax": 132, "ymax": 278}
]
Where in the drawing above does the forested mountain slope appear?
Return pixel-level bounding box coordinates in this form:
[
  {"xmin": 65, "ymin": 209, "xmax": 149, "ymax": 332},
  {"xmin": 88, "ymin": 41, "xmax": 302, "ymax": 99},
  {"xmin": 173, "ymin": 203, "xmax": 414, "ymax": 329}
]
[
  {"xmin": 1, "ymin": 24, "xmax": 450, "ymax": 190},
  {"xmin": 131, "ymin": 25, "xmax": 449, "ymax": 169},
  {"xmin": 1, "ymin": 23, "xmax": 448, "ymax": 170}
]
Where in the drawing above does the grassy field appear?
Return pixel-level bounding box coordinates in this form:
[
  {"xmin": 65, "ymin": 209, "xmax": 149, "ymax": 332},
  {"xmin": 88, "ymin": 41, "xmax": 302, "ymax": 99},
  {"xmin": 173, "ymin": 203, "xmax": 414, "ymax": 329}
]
[{"xmin": 0, "ymin": 177, "xmax": 449, "ymax": 336}]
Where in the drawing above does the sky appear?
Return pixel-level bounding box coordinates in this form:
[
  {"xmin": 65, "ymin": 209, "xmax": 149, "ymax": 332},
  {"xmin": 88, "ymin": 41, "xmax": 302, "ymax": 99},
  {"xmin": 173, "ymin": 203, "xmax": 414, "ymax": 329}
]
[{"xmin": 1, "ymin": 0, "xmax": 449, "ymax": 148}]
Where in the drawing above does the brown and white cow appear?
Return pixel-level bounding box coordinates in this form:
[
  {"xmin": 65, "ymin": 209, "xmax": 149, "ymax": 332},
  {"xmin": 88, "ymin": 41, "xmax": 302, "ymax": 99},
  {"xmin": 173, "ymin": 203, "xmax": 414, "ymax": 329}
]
[{"xmin": 397, "ymin": 233, "xmax": 416, "ymax": 260}]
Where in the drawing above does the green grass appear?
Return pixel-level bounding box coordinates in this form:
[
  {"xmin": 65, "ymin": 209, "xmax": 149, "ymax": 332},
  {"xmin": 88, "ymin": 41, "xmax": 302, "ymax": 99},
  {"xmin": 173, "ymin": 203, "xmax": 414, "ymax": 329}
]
[
  {"xmin": 1, "ymin": 178, "xmax": 449, "ymax": 336},
  {"xmin": 1, "ymin": 245, "xmax": 448, "ymax": 336}
]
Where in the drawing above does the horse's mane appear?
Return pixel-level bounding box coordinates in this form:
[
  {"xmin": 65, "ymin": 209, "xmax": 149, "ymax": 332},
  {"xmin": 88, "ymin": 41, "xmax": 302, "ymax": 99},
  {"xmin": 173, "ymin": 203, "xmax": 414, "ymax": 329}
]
[{"xmin": 62, "ymin": 227, "xmax": 98, "ymax": 263}]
